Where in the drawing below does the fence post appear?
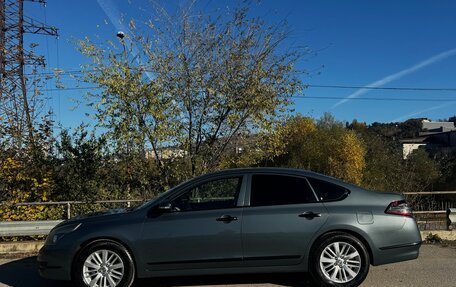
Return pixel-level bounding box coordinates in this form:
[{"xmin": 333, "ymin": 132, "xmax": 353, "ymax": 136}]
[
  {"xmin": 66, "ymin": 202, "xmax": 71, "ymax": 219},
  {"xmin": 448, "ymin": 208, "xmax": 456, "ymax": 231}
]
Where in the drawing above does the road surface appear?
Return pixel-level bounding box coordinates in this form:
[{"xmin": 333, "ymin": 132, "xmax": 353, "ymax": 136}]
[{"xmin": 0, "ymin": 244, "xmax": 455, "ymax": 287}]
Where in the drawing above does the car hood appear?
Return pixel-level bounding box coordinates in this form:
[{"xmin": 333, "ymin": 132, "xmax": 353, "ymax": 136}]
[
  {"xmin": 55, "ymin": 208, "xmax": 131, "ymax": 228},
  {"xmin": 72, "ymin": 208, "xmax": 129, "ymax": 219}
]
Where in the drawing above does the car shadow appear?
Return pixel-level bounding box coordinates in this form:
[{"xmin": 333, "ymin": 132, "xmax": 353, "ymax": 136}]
[
  {"xmin": 0, "ymin": 256, "xmax": 64, "ymax": 287},
  {"xmin": 138, "ymin": 273, "xmax": 319, "ymax": 287},
  {"xmin": 0, "ymin": 256, "xmax": 319, "ymax": 287}
]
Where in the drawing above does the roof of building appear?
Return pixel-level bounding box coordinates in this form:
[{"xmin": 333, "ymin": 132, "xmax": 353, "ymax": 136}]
[
  {"xmin": 422, "ymin": 121, "xmax": 456, "ymax": 132},
  {"xmin": 400, "ymin": 130, "xmax": 456, "ymax": 144}
]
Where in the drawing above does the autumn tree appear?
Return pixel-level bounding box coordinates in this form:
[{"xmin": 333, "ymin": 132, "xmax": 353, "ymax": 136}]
[
  {"xmin": 276, "ymin": 114, "xmax": 366, "ymax": 185},
  {"xmin": 78, "ymin": 2, "xmax": 303, "ymax": 188},
  {"xmin": 350, "ymin": 121, "xmax": 439, "ymax": 194}
]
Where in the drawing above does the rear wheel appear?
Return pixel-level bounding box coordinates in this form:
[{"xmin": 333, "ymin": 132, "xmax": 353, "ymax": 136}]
[
  {"xmin": 73, "ymin": 241, "xmax": 135, "ymax": 287},
  {"xmin": 311, "ymin": 232, "xmax": 369, "ymax": 287}
]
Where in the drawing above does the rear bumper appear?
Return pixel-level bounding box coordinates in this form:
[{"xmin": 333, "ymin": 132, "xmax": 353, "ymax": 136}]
[
  {"xmin": 370, "ymin": 215, "xmax": 422, "ymax": 266},
  {"xmin": 373, "ymin": 241, "xmax": 422, "ymax": 266},
  {"xmin": 379, "ymin": 241, "xmax": 422, "ymax": 251},
  {"xmin": 37, "ymin": 244, "xmax": 72, "ymax": 281}
]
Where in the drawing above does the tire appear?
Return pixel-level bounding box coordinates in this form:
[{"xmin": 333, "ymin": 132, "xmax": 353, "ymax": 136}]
[
  {"xmin": 72, "ymin": 240, "xmax": 135, "ymax": 287},
  {"xmin": 310, "ymin": 232, "xmax": 370, "ymax": 287}
]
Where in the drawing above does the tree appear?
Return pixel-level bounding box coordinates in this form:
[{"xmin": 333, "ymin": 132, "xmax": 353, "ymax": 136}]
[
  {"xmin": 53, "ymin": 128, "xmax": 105, "ymax": 202},
  {"xmin": 369, "ymin": 118, "xmax": 422, "ymax": 140},
  {"xmin": 352, "ymin": 123, "xmax": 439, "ymax": 194},
  {"xmin": 328, "ymin": 131, "xmax": 366, "ymax": 185},
  {"xmin": 78, "ymin": 3, "xmax": 303, "ymax": 188},
  {"xmin": 276, "ymin": 115, "xmax": 366, "ymax": 185},
  {"xmin": 0, "ymin": 114, "xmax": 61, "ymax": 221}
]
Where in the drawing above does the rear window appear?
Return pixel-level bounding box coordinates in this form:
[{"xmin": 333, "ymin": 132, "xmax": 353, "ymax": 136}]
[
  {"xmin": 307, "ymin": 177, "xmax": 349, "ymax": 201},
  {"xmin": 250, "ymin": 174, "xmax": 317, "ymax": 206}
]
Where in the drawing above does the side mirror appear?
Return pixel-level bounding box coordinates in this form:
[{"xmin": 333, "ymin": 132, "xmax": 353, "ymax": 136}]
[{"xmin": 157, "ymin": 202, "xmax": 173, "ymax": 213}]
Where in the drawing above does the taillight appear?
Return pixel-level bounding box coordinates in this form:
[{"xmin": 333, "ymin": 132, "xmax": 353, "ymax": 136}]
[{"xmin": 385, "ymin": 200, "xmax": 413, "ymax": 217}]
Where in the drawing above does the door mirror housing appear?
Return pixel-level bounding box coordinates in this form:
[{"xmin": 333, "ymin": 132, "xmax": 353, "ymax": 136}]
[
  {"xmin": 147, "ymin": 202, "xmax": 174, "ymax": 218},
  {"xmin": 157, "ymin": 202, "xmax": 173, "ymax": 213}
]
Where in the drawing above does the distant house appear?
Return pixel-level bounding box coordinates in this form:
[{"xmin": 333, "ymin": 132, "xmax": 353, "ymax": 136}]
[
  {"xmin": 146, "ymin": 148, "xmax": 187, "ymax": 160},
  {"xmin": 421, "ymin": 120, "xmax": 456, "ymax": 133},
  {"xmin": 401, "ymin": 120, "xmax": 456, "ymax": 159}
]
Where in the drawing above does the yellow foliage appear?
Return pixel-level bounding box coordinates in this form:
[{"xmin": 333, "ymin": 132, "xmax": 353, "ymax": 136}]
[
  {"xmin": 0, "ymin": 157, "xmax": 59, "ymax": 221},
  {"xmin": 328, "ymin": 131, "xmax": 366, "ymax": 185},
  {"xmin": 281, "ymin": 116, "xmax": 366, "ymax": 185},
  {"xmin": 287, "ymin": 116, "xmax": 317, "ymax": 139}
]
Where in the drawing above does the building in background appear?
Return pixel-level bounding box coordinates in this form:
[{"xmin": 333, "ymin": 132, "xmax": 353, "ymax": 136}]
[{"xmin": 401, "ymin": 119, "xmax": 456, "ymax": 159}]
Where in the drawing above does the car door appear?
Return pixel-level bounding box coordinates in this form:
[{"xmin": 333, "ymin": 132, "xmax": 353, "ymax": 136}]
[
  {"xmin": 138, "ymin": 175, "xmax": 246, "ymax": 272},
  {"xmin": 241, "ymin": 173, "xmax": 328, "ymax": 266}
]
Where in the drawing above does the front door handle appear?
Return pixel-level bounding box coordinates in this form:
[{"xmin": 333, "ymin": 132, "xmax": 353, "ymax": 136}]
[
  {"xmin": 216, "ymin": 215, "xmax": 238, "ymax": 223},
  {"xmin": 299, "ymin": 211, "xmax": 322, "ymax": 219}
]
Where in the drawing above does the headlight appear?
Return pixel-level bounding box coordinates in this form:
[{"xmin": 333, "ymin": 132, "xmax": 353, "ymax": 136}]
[{"xmin": 46, "ymin": 223, "xmax": 82, "ymax": 245}]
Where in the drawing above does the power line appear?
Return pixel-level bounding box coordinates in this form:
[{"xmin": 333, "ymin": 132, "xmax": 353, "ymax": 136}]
[
  {"xmin": 40, "ymin": 86, "xmax": 456, "ymax": 102},
  {"xmin": 43, "ymin": 86, "xmax": 98, "ymax": 91},
  {"xmin": 24, "ymin": 66, "xmax": 456, "ymax": 92},
  {"xmin": 308, "ymin": 84, "xmax": 456, "ymax": 92},
  {"xmin": 32, "ymin": 69, "xmax": 456, "ymax": 92},
  {"xmin": 24, "ymin": 69, "xmax": 84, "ymax": 76},
  {"xmin": 293, "ymin": 96, "xmax": 456, "ymax": 102}
]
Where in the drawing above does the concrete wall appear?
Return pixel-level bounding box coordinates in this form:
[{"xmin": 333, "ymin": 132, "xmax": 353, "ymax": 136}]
[{"xmin": 403, "ymin": 143, "xmax": 426, "ymax": 159}]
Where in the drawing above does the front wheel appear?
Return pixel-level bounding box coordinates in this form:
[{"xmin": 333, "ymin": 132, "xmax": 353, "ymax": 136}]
[
  {"xmin": 310, "ymin": 232, "xmax": 370, "ymax": 287},
  {"xmin": 73, "ymin": 241, "xmax": 135, "ymax": 287}
]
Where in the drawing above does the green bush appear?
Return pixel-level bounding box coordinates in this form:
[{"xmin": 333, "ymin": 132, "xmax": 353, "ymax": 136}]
[{"xmin": 425, "ymin": 232, "xmax": 443, "ymax": 244}]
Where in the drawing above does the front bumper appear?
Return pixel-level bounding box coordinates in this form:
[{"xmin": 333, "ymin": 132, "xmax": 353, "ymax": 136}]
[{"xmin": 37, "ymin": 244, "xmax": 72, "ymax": 281}]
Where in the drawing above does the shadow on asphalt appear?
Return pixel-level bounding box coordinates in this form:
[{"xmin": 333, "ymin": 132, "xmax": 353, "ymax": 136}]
[
  {"xmin": 0, "ymin": 256, "xmax": 63, "ymax": 287},
  {"xmin": 138, "ymin": 273, "xmax": 318, "ymax": 287},
  {"xmin": 0, "ymin": 256, "xmax": 318, "ymax": 287}
]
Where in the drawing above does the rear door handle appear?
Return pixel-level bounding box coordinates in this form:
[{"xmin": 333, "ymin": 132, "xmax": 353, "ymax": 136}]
[
  {"xmin": 299, "ymin": 211, "xmax": 322, "ymax": 219},
  {"xmin": 216, "ymin": 215, "xmax": 238, "ymax": 223}
]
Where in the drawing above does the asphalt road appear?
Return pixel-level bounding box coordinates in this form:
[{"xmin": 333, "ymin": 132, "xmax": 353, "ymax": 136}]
[{"xmin": 0, "ymin": 244, "xmax": 455, "ymax": 287}]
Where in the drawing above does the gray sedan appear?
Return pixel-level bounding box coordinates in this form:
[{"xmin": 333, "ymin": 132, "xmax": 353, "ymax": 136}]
[{"xmin": 38, "ymin": 168, "xmax": 422, "ymax": 287}]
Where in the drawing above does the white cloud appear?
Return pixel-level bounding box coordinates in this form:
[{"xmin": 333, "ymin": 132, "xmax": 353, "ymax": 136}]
[
  {"xmin": 97, "ymin": 0, "xmax": 129, "ymax": 34},
  {"xmin": 332, "ymin": 48, "xmax": 456, "ymax": 109},
  {"xmin": 391, "ymin": 102, "xmax": 456, "ymax": 122}
]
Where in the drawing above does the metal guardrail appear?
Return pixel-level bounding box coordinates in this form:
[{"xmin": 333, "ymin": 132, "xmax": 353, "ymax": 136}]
[
  {"xmin": 403, "ymin": 191, "xmax": 456, "ymax": 195},
  {"xmin": 0, "ymin": 194, "xmax": 455, "ymax": 236},
  {"xmin": 0, "ymin": 199, "xmax": 143, "ymax": 237},
  {"xmin": 447, "ymin": 208, "xmax": 456, "ymax": 230},
  {"xmin": 0, "ymin": 220, "xmax": 63, "ymax": 236},
  {"xmin": 14, "ymin": 199, "xmax": 143, "ymax": 219},
  {"xmin": 403, "ymin": 192, "xmax": 456, "ymax": 230},
  {"xmin": 2, "ymin": 209, "xmax": 455, "ymax": 237}
]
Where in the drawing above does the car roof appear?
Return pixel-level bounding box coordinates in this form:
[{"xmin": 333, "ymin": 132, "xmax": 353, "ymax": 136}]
[
  {"xmin": 201, "ymin": 167, "xmax": 349, "ymax": 186},
  {"xmin": 220, "ymin": 167, "xmax": 367, "ymax": 193}
]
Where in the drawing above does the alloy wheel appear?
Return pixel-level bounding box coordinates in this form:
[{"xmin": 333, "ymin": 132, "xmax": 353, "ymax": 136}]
[
  {"xmin": 319, "ymin": 241, "xmax": 362, "ymax": 284},
  {"xmin": 82, "ymin": 249, "xmax": 125, "ymax": 287}
]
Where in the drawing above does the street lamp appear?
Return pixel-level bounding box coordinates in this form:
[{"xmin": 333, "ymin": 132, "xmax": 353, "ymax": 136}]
[{"xmin": 116, "ymin": 31, "xmax": 125, "ymax": 39}]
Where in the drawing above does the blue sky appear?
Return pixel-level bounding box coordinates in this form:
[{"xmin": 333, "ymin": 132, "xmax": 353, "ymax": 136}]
[{"xmin": 26, "ymin": 0, "xmax": 456, "ymax": 129}]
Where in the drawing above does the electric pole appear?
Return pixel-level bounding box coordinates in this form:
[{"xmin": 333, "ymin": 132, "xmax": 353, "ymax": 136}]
[{"xmin": 0, "ymin": 0, "xmax": 58, "ymax": 148}]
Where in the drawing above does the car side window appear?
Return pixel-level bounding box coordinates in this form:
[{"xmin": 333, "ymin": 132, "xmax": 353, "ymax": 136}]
[
  {"xmin": 307, "ymin": 177, "xmax": 349, "ymax": 201},
  {"xmin": 250, "ymin": 174, "xmax": 317, "ymax": 207},
  {"xmin": 171, "ymin": 177, "xmax": 242, "ymax": 212}
]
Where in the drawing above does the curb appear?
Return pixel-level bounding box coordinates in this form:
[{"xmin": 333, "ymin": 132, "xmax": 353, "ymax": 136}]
[
  {"xmin": 0, "ymin": 241, "xmax": 44, "ymax": 254},
  {"xmin": 420, "ymin": 230, "xmax": 456, "ymax": 241}
]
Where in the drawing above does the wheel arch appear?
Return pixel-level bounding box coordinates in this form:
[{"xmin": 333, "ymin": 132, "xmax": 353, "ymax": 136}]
[
  {"xmin": 308, "ymin": 229, "xmax": 374, "ymax": 266},
  {"xmin": 71, "ymin": 236, "xmax": 137, "ymax": 280}
]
